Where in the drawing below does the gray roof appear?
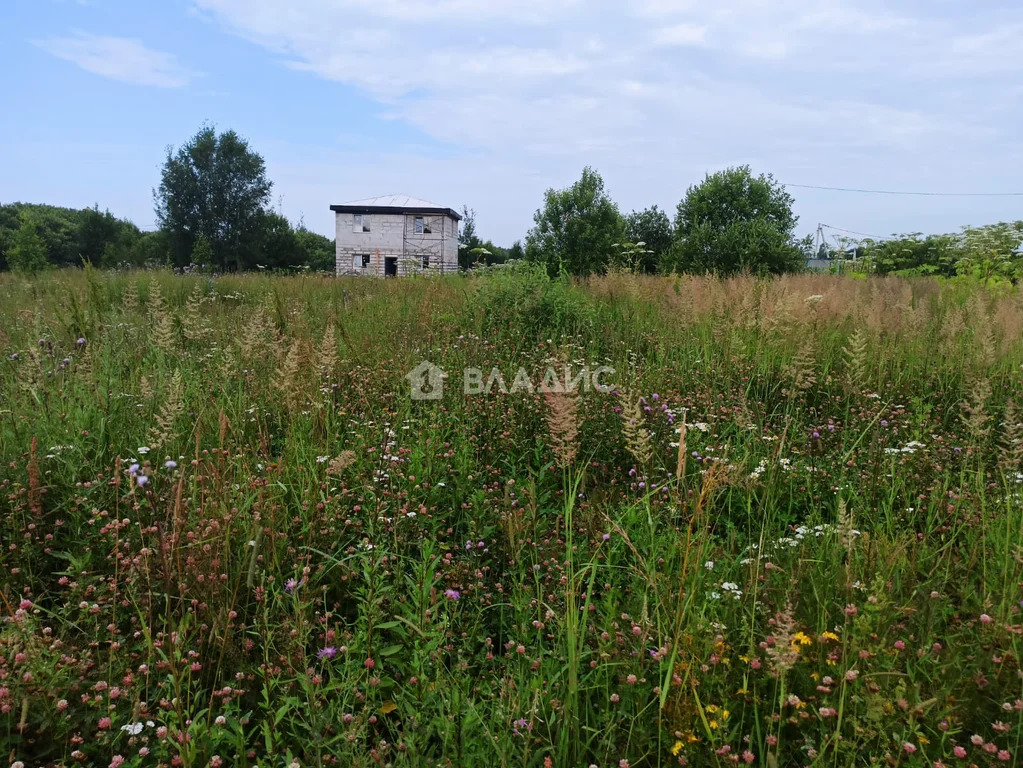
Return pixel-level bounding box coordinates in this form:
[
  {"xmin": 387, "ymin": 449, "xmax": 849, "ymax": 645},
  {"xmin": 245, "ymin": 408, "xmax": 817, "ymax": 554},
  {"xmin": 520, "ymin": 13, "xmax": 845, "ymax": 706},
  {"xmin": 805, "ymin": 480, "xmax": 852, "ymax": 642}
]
[{"xmin": 330, "ymin": 194, "xmax": 461, "ymax": 219}]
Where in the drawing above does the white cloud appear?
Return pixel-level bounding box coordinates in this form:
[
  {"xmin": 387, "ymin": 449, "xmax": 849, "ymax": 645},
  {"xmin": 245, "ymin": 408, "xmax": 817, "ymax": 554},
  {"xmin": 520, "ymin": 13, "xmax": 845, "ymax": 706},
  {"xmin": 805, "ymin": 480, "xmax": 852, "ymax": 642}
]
[
  {"xmin": 652, "ymin": 23, "xmax": 708, "ymax": 47},
  {"xmin": 34, "ymin": 31, "xmax": 195, "ymax": 88},
  {"xmin": 191, "ymin": 0, "xmax": 1023, "ymax": 243}
]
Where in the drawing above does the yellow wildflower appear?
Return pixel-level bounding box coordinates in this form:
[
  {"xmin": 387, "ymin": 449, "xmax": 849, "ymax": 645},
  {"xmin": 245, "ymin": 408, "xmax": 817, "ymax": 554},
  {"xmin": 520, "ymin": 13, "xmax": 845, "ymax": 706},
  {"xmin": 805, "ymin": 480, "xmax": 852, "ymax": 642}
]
[
  {"xmin": 672, "ymin": 741, "xmax": 683, "ymax": 756},
  {"xmin": 821, "ymin": 631, "xmax": 840, "ymax": 642},
  {"xmin": 792, "ymin": 631, "xmax": 813, "ymax": 646},
  {"xmin": 704, "ymin": 704, "xmax": 719, "ymax": 714},
  {"xmin": 722, "ymin": 709, "xmax": 730, "ymax": 720},
  {"xmin": 709, "ymin": 720, "xmax": 719, "ymax": 730}
]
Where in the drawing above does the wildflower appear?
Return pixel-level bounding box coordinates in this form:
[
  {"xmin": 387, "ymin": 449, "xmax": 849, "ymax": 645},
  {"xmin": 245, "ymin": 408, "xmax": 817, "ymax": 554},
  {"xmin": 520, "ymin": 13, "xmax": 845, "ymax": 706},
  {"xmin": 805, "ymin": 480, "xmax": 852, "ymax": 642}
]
[
  {"xmin": 136, "ymin": 474, "xmax": 149, "ymax": 487},
  {"xmin": 77, "ymin": 337, "xmax": 86, "ymax": 347},
  {"xmin": 110, "ymin": 757, "xmax": 125, "ymax": 768},
  {"xmin": 365, "ymin": 657, "xmax": 375, "ymax": 669},
  {"xmin": 318, "ymin": 647, "xmax": 338, "ymax": 660},
  {"xmin": 893, "ymin": 639, "xmax": 906, "ymax": 650},
  {"xmin": 137, "ymin": 446, "xmax": 150, "ymax": 455},
  {"xmin": 610, "ymin": 693, "xmax": 620, "ymax": 703},
  {"xmin": 792, "ymin": 631, "xmax": 813, "ymax": 647},
  {"xmin": 672, "ymin": 741, "xmax": 683, "ymax": 756},
  {"xmin": 215, "ymin": 715, "xmax": 226, "ymax": 725},
  {"xmin": 980, "ymin": 613, "xmax": 993, "ymax": 624},
  {"xmin": 98, "ymin": 717, "xmax": 112, "ymax": 730},
  {"xmin": 903, "ymin": 742, "xmax": 917, "ymax": 754},
  {"xmin": 444, "ymin": 589, "xmax": 461, "ymax": 601},
  {"xmin": 820, "ymin": 631, "xmax": 840, "ymax": 642},
  {"xmin": 285, "ymin": 578, "xmax": 301, "ymax": 594},
  {"xmin": 120, "ymin": 722, "xmax": 144, "ymax": 735},
  {"xmin": 626, "ymin": 674, "xmax": 638, "ymax": 685},
  {"xmin": 998, "ymin": 750, "xmax": 1011, "ymax": 761},
  {"xmin": 165, "ymin": 460, "xmax": 178, "ymax": 469}
]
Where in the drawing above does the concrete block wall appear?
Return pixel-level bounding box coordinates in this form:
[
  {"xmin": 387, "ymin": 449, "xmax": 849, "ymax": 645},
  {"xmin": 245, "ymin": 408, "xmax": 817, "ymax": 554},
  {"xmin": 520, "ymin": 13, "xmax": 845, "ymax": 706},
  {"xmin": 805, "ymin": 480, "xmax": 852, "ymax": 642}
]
[{"xmin": 334, "ymin": 211, "xmax": 460, "ymax": 276}]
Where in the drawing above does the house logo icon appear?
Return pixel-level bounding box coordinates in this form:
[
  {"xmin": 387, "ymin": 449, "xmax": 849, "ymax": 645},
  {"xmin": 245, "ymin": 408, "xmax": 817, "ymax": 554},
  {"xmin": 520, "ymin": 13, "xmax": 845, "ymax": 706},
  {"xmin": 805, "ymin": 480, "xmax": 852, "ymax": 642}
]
[{"xmin": 406, "ymin": 360, "xmax": 445, "ymax": 401}]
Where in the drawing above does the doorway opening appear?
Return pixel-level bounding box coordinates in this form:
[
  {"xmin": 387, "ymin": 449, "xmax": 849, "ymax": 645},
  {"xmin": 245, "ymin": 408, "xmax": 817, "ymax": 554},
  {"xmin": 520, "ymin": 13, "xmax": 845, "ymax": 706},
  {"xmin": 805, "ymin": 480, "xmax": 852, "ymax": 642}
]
[{"xmin": 384, "ymin": 256, "xmax": 397, "ymax": 277}]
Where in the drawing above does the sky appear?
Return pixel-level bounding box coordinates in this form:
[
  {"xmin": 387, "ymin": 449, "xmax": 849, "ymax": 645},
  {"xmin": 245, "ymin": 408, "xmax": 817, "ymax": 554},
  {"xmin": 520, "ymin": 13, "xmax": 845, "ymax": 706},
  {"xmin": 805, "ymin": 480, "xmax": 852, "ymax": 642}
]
[{"xmin": 2, "ymin": 0, "xmax": 1022, "ymax": 246}]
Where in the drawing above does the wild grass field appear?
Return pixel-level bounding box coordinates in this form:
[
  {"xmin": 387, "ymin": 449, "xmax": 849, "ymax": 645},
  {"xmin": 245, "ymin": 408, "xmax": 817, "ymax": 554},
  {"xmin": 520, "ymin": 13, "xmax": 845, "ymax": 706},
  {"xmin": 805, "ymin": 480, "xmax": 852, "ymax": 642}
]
[{"xmin": 1, "ymin": 265, "xmax": 1022, "ymax": 768}]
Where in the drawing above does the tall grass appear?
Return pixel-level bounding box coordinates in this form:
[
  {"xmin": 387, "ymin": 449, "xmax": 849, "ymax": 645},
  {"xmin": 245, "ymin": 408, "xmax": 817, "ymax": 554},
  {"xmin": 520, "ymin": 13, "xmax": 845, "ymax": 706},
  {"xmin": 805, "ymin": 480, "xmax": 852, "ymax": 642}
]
[{"xmin": 0, "ymin": 265, "xmax": 1021, "ymax": 767}]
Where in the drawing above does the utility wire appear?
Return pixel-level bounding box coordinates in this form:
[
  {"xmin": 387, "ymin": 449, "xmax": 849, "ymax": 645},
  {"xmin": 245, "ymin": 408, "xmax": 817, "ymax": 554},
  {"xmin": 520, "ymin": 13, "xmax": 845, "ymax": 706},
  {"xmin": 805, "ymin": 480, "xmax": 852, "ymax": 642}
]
[
  {"xmin": 819, "ymin": 223, "xmax": 891, "ymax": 240},
  {"xmin": 783, "ymin": 183, "xmax": 1023, "ymax": 197}
]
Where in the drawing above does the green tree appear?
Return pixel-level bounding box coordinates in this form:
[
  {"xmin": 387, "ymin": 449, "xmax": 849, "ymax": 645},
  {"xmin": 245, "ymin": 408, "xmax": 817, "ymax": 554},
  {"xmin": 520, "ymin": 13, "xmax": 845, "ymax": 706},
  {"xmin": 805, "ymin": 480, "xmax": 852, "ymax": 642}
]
[
  {"xmin": 294, "ymin": 224, "xmax": 335, "ymax": 271},
  {"xmin": 525, "ymin": 167, "xmax": 626, "ymax": 276},
  {"xmin": 191, "ymin": 234, "xmax": 214, "ymax": 267},
  {"xmin": 625, "ymin": 205, "xmax": 672, "ymax": 272},
  {"xmin": 666, "ymin": 166, "xmax": 804, "ymax": 275},
  {"xmin": 77, "ymin": 205, "xmax": 120, "ymax": 266},
  {"xmin": 458, "ymin": 205, "xmax": 484, "ymax": 269},
  {"xmin": 8, "ymin": 212, "xmax": 48, "ymax": 273},
  {"xmin": 154, "ymin": 125, "xmax": 272, "ymax": 271}
]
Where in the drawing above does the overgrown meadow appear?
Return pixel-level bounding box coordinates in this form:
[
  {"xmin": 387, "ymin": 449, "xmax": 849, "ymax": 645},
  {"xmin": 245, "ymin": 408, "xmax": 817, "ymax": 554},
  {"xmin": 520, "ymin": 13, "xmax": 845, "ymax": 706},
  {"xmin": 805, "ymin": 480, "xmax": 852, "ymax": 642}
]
[{"xmin": 1, "ymin": 265, "xmax": 1022, "ymax": 768}]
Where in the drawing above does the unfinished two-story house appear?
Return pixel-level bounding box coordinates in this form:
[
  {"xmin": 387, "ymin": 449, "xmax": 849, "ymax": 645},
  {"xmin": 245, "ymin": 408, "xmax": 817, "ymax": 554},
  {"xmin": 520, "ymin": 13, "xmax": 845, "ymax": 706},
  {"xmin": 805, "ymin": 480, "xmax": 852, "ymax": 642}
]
[{"xmin": 331, "ymin": 195, "xmax": 461, "ymax": 276}]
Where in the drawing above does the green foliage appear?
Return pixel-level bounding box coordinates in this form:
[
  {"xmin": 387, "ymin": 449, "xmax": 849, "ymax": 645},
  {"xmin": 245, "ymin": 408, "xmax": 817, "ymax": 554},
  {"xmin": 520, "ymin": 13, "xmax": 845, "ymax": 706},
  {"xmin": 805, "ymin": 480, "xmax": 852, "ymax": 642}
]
[
  {"xmin": 191, "ymin": 233, "xmax": 214, "ymax": 267},
  {"xmin": 7, "ymin": 211, "xmax": 48, "ymax": 273},
  {"xmin": 666, "ymin": 165, "xmax": 805, "ymax": 275},
  {"xmin": 525, "ymin": 166, "xmax": 626, "ymax": 276},
  {"xmin": 458, "ymin": 206, "xmax": 515, "ymax": 269},
  {"xmin": 625, "ymin": 205, "xmax": 672, "ymax": 272},
  {"xmin": 844, "ymin": 221, "xmax": 1023, "ymax": 281},
  {"xmin": 469, "ymin": 259, "xmax": 592, "ymax": 337},
  {"xmin": 293, "ymin": 223, "xmax": 335, "ymax": 271},
  {"xmin": 0, "ymin": 202, "xmax": 142, "ymax": 269},
  {"xmin": 155, "ymin": 124, "xmax": 273, "ymax": 270},
  {"xmin": 0, "ymin": 270, "xmax": 1022, "ymax": 766}
]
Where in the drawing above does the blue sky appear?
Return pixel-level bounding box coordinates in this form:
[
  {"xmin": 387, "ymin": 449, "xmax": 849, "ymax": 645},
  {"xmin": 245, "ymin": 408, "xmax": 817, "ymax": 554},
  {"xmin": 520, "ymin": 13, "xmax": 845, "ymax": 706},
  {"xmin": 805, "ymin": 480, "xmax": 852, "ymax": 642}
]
[{"xmin": 2, "ymin": 0, "xmax": 1022, "ymax": 246}]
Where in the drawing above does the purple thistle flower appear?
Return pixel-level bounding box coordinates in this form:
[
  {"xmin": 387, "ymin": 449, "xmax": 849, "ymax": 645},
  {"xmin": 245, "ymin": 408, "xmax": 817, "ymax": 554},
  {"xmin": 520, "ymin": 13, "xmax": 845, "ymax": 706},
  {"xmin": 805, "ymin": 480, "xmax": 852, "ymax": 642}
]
[
  {"xmin": 76, "ymin": 338, "xmax": 86, "ymax": 347},
  {"xmin": 285, "ymin": 578, "xmax": 300, "ymax": 594},
  {"xmin": 444, "ymin": 589, "xmax": 461, "ymax": 601},
  {"xmin": 318, "ymin": 646, "xmax": 338, "ymax": 660}
]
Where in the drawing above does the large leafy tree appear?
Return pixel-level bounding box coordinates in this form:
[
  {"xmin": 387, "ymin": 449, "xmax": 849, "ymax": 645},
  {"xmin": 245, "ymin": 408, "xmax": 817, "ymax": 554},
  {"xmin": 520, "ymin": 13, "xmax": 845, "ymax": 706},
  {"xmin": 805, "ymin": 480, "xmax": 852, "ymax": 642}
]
[
  {"xmin": 666, "ymin": 166, "xmax": 806, "ymax": 275},
  {"xmin": 8, "ymin": 212, "xmax": 48, "ymax": 273},
  {"xmin": 625, "ymin": 205, "xmax": 672, "ymax": 273},
  {"xmin": 525, "ymin": 167, "xmax": 626, "ymax": 276},
  {"xmin": 155, "ymin": 125, "xmax": 272, "ymax": 270}
]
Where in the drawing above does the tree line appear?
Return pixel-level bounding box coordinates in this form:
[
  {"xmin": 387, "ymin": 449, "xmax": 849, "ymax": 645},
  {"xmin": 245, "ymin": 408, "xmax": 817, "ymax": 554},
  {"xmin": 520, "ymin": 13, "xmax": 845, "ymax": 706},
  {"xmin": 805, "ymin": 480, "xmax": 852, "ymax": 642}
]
[
  {"xmin": 521, "ymin": 166, "xmax": 1023, "ymax": 279},
  {"xmin": 5, "ymin": 124, "xmax": 1020, "ymax": 278},
  {"xmin": 1, "ymin": 125, "xmax": 333, "ymax": 273},
  {"xmin": 523, "ymin": 165, "xmax": 812, "ymax": 277}
]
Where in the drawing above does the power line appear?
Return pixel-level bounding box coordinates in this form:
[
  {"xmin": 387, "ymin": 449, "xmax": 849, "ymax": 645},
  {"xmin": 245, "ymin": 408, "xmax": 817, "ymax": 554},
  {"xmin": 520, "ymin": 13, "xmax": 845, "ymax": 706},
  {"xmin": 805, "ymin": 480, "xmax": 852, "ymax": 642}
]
[
  {"xmin": 783, "ymin": 182, "xmax": 1023, "ymax": 197},
  {"xmin": 819, "ymin": 223, "xmax": 891, "ymax": 240}
]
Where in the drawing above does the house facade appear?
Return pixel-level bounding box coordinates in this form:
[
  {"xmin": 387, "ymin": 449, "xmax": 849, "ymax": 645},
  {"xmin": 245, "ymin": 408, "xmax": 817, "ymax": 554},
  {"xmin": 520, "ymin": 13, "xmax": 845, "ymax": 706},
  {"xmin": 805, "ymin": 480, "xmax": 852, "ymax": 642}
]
[{"xmin": 331, "ymin": 195, "xmax": 461, "ymax": 276}]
